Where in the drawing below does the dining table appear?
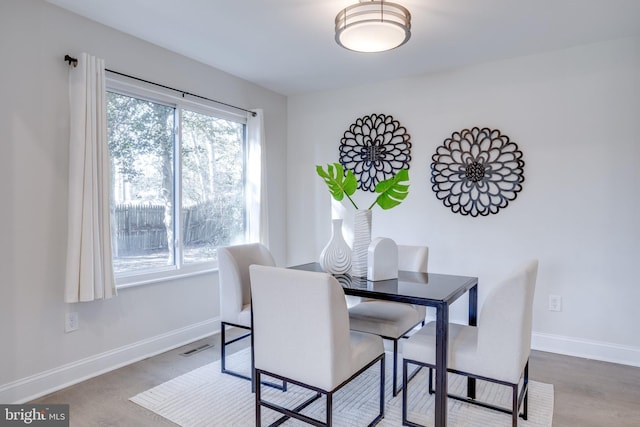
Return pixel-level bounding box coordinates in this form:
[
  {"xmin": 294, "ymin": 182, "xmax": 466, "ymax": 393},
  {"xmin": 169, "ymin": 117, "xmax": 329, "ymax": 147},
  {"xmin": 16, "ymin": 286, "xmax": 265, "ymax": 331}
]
[{"xmin": 290, "ymin": 262, "xmax": 479, "ymax": 427}]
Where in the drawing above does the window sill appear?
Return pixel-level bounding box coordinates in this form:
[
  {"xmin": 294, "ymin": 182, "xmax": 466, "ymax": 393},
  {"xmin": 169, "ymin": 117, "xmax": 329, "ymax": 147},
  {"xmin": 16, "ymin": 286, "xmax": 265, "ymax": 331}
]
[{"xmin": 116, "ymin": 263, "xmax": 218, "ymax": 289}]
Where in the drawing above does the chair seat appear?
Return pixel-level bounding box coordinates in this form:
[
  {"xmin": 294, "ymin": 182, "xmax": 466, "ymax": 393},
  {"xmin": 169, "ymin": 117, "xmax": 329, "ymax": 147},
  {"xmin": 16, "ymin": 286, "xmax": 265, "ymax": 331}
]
[
  {"xmin": 348, "ymin": 331, "xmax": 386, "ymax": 381},
  {"xmin": 404, "ymin": 320, "xmax": 522, "ymax": 384},
  {"xmin": 349, "ymin": 300, "xmax": 423, "ymax": 339},
  {"xmin": 361, "ymin": 297, "xmax": 427, "ymax": 320},
  {"xmin": 221, "ymin": 303, "xmax": 252, "ymax": 328},
  {"xmin": 403, "ymin": 321, "xmax": 476, "ymax": 366},
  {"xmin": 236, "ymin": 304, "xmax": 251, "ymax": 328}
]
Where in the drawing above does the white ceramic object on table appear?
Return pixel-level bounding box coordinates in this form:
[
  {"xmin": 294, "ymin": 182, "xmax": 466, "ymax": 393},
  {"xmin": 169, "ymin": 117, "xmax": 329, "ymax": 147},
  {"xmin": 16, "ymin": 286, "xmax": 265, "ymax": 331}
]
[
  {"xmin": 351, "ymin": 209, "xmax": 372, "ymax": 277},
  {"xmin": 367, "ymin": 237, "xmax": 398, "ymax": 281},
  {"xmin": 319, "ymin": 218, "xmax": 351, "ymax": 275}
]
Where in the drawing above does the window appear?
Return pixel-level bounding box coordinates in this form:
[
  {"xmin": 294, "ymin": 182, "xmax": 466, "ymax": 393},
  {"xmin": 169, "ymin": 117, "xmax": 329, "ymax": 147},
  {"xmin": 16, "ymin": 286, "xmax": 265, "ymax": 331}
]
[{"xmin": 106, "ymin": 78, "xmax": 254, "ymax": 286}]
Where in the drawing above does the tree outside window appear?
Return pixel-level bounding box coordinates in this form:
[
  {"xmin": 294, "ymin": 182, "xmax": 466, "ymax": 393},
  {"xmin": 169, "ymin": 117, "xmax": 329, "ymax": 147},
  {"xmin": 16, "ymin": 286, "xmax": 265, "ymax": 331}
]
[{"xmin": 107, "ymin": 91, "xmax": 246, "ymax": 277}]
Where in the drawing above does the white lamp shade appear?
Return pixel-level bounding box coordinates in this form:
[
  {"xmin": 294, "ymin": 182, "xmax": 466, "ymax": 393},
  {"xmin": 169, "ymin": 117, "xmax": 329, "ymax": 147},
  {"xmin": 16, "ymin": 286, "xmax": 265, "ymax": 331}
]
[{"xmin": 336, "ymin": 1, "xmax": 411, "ymax": 53}]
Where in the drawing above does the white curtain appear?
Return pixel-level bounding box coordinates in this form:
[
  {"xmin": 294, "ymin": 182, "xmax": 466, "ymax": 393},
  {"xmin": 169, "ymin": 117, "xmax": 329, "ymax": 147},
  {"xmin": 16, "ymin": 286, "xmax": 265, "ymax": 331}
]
[
  {"xmin": 64, "ymin": 53, "xmax": 116, "ymax": 303},
  {"xmin": 247, "ymin": 109, "xmax": 269, "ymax": 246}
]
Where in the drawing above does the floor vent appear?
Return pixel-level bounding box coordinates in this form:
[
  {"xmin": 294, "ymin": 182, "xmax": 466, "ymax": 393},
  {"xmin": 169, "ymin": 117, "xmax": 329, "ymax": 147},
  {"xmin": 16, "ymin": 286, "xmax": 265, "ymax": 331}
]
[{"xmin": 180, "ymin": 343, "xmax": 213, "ymax": 356}]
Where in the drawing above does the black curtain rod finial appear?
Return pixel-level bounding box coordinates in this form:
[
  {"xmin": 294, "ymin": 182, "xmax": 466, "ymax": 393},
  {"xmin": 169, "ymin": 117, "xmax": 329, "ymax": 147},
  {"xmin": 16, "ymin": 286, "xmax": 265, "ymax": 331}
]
[{"xmin": 64, "ymin": 54, "xmax": 78, "ymax": 68}]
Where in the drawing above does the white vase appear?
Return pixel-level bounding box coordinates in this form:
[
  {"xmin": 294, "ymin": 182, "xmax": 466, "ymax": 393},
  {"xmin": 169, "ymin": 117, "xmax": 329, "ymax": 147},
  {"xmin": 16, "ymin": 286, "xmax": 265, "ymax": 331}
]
[
  {"xmin": 319, "ymin": 219, "xmax": 352, "ymax": 275},
  {"xmin": 351, "ymin": 209, "xmax": 372, "ymax": 277}
]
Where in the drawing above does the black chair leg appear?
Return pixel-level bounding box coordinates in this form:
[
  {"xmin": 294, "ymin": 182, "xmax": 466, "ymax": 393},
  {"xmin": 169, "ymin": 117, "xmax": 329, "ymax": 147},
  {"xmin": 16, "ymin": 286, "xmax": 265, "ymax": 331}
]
[
  {"xmin": 220, "ymin": 322, "xmax": 251, "ymax": 381},
  {"xmin": 402, "ymin": 359, "xmax": 409, "ymax": 426},
  {"xmin": 379, "ymin": 357, "xmax": 386, "ymax": 420},
  {"xmin": 255, "ymin": 370, "xmax": 262, "ymax": 426},
  {"xmin": 392, "ymin": 339, "xmax": 399, "ymax": 396},
  {"xmin": 402, "ymin": 359, "xmax": 428, "ymax": 427},
  {"xmin": 393, "ymin": 333, "xmax": 422, "ymax": 397},
  {"xmin": 255, "ymin": 355, "xmax": 383, "ymax": 427},
  {"xmin": 405, "ymin": 359, "xmax": 530, "ymax": 427},
  {"xmin": 221, "ymin": 322, "xmax": 286, "ymax": 393},
  {"xmin": 428, "ymin": 367, "xmax": 434, "ymax": 394},
  {"xmin": 512, "ymin": 383, "xmax": 518, "ymax": 427},
  {"xmin": 221, "ymin": 322, "xmax": 227, "ymax": 373},
  {"xmin": 523, "ymin": 361, "xmax": 529, "ymax": 420}
]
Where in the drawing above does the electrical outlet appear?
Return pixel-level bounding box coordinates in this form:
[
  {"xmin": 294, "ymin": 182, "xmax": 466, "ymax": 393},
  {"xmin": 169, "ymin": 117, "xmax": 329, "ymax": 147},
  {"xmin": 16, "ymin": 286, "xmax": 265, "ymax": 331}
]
[
  {"xmin": 65, "ymin": 312, "xmax": 79, "ymax": 333},
  {"xmin": 548, "ymin": 295, "xmax": 562, "ymax": 312}
]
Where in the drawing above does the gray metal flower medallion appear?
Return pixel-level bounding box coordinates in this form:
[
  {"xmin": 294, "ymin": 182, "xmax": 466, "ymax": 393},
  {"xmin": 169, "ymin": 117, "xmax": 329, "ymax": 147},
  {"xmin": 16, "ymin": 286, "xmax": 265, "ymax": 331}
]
[
  {"xmin": 431, "ymin": 127, "xmax": 525, "ymax": 217},
  {"xmin": 339, "ymin": 113, "xmax": 411, "ymax": 192}
]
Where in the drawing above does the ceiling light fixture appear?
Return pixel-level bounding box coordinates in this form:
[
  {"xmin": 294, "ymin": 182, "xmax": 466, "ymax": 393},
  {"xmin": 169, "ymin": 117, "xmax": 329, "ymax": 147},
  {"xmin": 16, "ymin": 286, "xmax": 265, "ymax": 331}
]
[{"xmin": 335, "ymin": 0, "xmax": 411, "ymax": 53}]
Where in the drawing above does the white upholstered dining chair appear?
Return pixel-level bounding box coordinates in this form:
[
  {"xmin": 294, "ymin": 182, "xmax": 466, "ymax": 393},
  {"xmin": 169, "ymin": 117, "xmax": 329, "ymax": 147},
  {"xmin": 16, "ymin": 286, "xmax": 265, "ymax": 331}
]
[
  {"xmin": 348, "ymin": 244, "xmax": 429, "ymax": 396},
  {"xmin": 217, "ymin": 243, "xmax": 276, "ymax": 386},
  {"xmin": 401, "ymin": 259, "xmax": 539, "ymax": 427},
  {"xmin": 250, "ymin": 265, "xmax": 386, "ymax": 426}
]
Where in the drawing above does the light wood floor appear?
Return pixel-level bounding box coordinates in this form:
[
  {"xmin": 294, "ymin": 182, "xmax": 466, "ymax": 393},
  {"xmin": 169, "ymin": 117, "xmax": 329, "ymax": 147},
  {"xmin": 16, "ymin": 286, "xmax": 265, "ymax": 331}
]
[{"xmin": 31, "ymin": 332, "xmax": 640, "ymax": 426}]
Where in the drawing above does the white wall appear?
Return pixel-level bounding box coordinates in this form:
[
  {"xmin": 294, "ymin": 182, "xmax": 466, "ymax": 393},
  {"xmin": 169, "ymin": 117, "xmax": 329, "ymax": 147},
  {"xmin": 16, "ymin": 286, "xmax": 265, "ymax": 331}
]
[
  {"xmin": 1, "ymin": 0, "xmax": 638, "ymax": 405},
  {"xmin": 0, "ymin": 0, "xmax": 287, "ymax": 402},
  {"xmin": 287, "ymin": 36, "xmax": 640, "ymax": 366}
]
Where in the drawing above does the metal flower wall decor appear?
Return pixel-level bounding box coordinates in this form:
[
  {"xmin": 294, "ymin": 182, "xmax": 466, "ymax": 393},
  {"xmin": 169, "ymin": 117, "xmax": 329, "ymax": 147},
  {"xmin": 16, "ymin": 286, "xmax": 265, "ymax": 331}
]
[
  {"xmin": 339, "ymin": 113, "xmax": 412, "ymax": 192},
  {"xmin": 431, "ymin": 127, "xmax": 525, "ymax": 217}
]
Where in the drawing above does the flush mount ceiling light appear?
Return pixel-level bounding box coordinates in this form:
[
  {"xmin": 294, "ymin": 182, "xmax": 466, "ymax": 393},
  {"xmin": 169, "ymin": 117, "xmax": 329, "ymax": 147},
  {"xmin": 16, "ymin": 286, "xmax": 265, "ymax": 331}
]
[{"xmin": 335, "ymin": 0, "xmax": 411, "ymax": 53}]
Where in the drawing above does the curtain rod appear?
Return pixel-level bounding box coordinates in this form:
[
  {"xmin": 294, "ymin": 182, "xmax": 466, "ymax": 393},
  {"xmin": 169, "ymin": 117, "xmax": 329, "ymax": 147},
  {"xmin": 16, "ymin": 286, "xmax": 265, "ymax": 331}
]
[{"xmin": 64, "ymin": 55, "xmax": 256, "ymax": 117}]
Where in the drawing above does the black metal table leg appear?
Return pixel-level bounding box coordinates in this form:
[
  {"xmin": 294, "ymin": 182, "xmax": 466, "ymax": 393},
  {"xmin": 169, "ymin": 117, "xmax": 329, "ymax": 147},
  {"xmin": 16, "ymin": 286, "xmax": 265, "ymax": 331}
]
[
  {"xmin": 435, "ymin": 303, "xmax": 449, "ymax": 427},
  {"xmin": 467, "ymin": 284, "xmax": 478, "ymax": 399}
]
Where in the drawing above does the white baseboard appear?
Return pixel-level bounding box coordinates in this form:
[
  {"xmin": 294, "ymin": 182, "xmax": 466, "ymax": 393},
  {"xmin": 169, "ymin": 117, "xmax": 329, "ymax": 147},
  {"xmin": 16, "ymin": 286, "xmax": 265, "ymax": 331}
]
[
  {"xmin": 532, "ymin": 331, "xmax": 640, "ymax": 368},
  {"xmin": 2, "ymin": 322, "xmax": 637, "ymax": 404},
  {"xmin": 0, "ymin": 318, "xmax": 220, "ymax": 404}
]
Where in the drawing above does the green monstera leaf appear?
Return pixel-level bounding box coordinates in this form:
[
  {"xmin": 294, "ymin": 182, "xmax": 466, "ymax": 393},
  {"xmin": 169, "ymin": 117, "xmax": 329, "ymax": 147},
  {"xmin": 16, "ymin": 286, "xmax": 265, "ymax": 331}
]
[
  {"xmin": 369, "ymin": 169, "xmax": 410, "ymax": 210},
  {"xmin": 316, "ymin": 163, "xmax": 359, "ymax": 209}
]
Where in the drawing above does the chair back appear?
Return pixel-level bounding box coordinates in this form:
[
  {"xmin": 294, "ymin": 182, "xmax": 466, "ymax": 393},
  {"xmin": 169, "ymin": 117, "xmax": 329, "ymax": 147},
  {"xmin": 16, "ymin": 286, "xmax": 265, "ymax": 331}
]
[
  {"xmin": 477, "ymin": 259, "xmax": 539, "ymax": 382},
  {"xmin": 250, "ymin": 265, "xmax": 352, "ymax": 391},
  {"xmin": 218, "ymin": 243, "xmax": 275, "ymax": 325},
  {"xmin": 397, "ymin": 245, "xmax": 429, "ymax": 272}
]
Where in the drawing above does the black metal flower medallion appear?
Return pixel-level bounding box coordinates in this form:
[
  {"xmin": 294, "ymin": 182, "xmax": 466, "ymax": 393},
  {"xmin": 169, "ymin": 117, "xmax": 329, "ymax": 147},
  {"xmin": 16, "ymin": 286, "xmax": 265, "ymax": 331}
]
[
  {"xmin": 431, "ymin": 127, "xmax": 525, "ymax": 217},
  {"xmin": 339, "ymin": 113, "xmax": 412, "ymax": 192}
]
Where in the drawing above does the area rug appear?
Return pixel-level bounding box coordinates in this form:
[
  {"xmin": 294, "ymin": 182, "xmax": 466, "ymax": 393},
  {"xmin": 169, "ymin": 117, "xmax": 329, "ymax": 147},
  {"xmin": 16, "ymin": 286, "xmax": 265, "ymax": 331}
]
[{"xmin": 130, "ymin": 348, "xmax": 553, "ymax": 426}]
